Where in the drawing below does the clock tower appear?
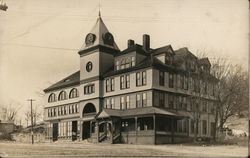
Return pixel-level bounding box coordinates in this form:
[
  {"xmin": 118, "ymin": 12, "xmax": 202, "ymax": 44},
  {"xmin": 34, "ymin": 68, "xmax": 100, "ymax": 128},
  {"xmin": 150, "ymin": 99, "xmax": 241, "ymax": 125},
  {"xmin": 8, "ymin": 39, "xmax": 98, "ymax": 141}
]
[{"xmin": 78, "ymin": 14, "xmax": 120, "ymax": 82}]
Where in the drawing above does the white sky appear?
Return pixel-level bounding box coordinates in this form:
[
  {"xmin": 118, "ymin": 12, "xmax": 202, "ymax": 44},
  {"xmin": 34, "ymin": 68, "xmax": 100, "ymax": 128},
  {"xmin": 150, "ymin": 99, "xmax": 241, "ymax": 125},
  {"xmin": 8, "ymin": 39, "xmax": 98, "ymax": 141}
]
[{"xmin": 0, "ymin": 0, "xmax": 248, "ymax": 124}]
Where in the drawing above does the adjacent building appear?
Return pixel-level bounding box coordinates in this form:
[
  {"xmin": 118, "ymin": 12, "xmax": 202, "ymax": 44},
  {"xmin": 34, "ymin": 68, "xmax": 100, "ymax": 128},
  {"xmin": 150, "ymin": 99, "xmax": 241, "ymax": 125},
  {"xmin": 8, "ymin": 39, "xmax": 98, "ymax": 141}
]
[{"xmin": 43, "ymin": 14, "xmax": 218, "ymax": 144}]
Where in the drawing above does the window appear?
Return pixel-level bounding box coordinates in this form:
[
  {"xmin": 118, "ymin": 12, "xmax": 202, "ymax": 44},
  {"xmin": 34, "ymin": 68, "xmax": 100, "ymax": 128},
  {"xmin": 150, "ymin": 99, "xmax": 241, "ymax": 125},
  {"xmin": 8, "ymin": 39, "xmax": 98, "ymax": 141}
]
[
  {"xmin": 48, "ymin": 93, "xmax": 56, "ymax": 102},
  {"xmin": 136, "ymin": 72, "xmax": 141, "ymax": 86},
  {"xmin": 69, "ymin": 105, "xmax": 72, "ymax": 114},
  {"xmin": 120, "ymin": 59, "xmax": 126, "ymax": 70},
  {"xmin": 111, "ymin": 98, "xmax": 114, "ymax": 109},
  {"xmin": 58, "ymin": 91, "xmax": 67, "ymax": 101},
  {"xmin": 136, "ymin": 94, "xmax": 142, "ymax": 107},
  {"xmin": 190, "ymin": 119, "xmax": 195, "ymax": 134},
  {"xmin": 159, "ymin": 92, "xmax": 164, "ymax": 107},
  {"xmin": 106, "ymin": 78, "xmax": 114, "ymax": 92},
  {"xmin": 48, "ymin": 109, "xmax": 50, "ymax": 117},
  {"xmin": 125, "ymin": 57, "xmax": 130, "ymax": 68},
  {"xmin": 116, "ymin": 60, "xmax": 120, "ymax": 70},
  {"xmin": 131, "ymin": 56, "xmax": 135, "ymax": 66},
  {"xmin": 111, "ymin": 78, "xmax": 114, "ymax": 91},
  {"xmin": 202, "ymin": 101, "xmax": 207, "ymax": 112},
  {"xmin": 178, "ymin": 96, "xmax": 182, "ymax": 110},
  {"xmin": 184, "ymin": 75, "xmax": 188, "ymax": 90},
  {"xmin": 84, "ymin": 84, "xmax": 95, "ymax": 94},
  {"xmin": 106, "ymin": 98, "xmax": 111, "ymax": 109},
  {"xmin": 142, "ymin": 93, "xmax": 147, "ymax": 107},
  {"xmin": 64, "ymin": 106, "xmax": 67, "ymax": 115},
  {"xmin": 202, "ymin": 120, "xmax": 207, "ymax": 135},
  {"xmin": 168, "ymin": 95, "xmax": 174, "ymax": 109},
  {"xmin": 120, "ymin": 96, "xmax": 125, "ymax": 110},
  {"xmin": 180, "ymin": 75, "xmax": 184, "ymax": 89},
  {"xmin": 53, "ymin": 108, "xmax": 56, "ymax": 116},
  {"xmin": 120, "ymin": 75, "xmax": 130, "ymax": 89},
  {"xmin": 142, "ymin": 71, "xmax": 146, "ymax": 85},
  {"xmin": 58, "ymin": 106, "xmax": 61, "ymax": 116},
  {"xmin": 136, "ymin": 71, "xmax": 147, "ymax": 86},
  {"xmin": 126, "ymin": 96, "xmax": 130, "ymax": 109},
  {"xmin": 126, "ymin": 75, "xmax": 130, "ymax": 88},
  {"xmin": 76, "ymin": 104, "xmax": 79, "ymax": 113},
  {"xmin": 72, "ymin": 104, "xmax": 75, "ymax": 114},
  {"xmin": 159, "ymin": 71, "xmax": 165, "ymax": 86},
  {"xmin": 120, "ymin": 76, "xmax": 125, "ymax": 89},
  {"xmin": 183, "ymin": 97, "xmax": 187, "ymax": 110},
  {"xmin": 69, "ymin": 88, "xmax": 79, "ymax": 99},
  {"xmin": 169, "ymin": 73, "xmax": 174, "ymax": 88}
]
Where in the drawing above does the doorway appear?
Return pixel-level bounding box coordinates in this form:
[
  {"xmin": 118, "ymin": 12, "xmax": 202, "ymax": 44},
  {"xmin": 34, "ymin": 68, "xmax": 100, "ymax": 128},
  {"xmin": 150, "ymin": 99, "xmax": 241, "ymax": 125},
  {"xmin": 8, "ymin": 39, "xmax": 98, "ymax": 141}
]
[
  {"xmin": 52, "ymin": 123, "xmax": 58, "ymax": 141},
  {"xmin": 72, "ymin": 121, "xmax": 77, "ymax": 141},
  {"xmin": 82, "ymin": 121, "xmax": 91, "ymax": 140}
]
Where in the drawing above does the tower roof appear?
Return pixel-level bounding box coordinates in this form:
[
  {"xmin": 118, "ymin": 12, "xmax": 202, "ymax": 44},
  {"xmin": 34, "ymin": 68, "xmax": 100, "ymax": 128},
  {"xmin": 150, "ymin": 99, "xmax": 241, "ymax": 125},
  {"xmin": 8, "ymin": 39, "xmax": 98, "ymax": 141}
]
[{"xmin": 79, "ymin": 16, "xmax": 120, "ymax": 52}]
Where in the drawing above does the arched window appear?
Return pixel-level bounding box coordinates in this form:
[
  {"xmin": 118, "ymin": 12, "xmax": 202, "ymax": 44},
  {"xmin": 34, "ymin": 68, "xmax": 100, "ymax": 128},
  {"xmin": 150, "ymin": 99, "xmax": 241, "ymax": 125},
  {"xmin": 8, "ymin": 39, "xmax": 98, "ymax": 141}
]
[
  {"xmin": 58, "ymin": 91, "xmax": 67, "ymax": 101},
  {"xmin": 48, "ymin": 93, "xmax": 56, "ymax": 102},
  {"xmin": 69, "ymin": 88, "xmax": 79, "ymax": 99}
]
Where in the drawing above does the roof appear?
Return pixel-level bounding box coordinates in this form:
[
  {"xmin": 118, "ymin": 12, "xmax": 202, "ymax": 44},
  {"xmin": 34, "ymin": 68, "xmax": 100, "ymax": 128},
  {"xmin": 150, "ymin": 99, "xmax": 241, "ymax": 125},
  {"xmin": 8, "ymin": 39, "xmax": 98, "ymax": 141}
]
[
  {"xmin": 103, "ymin": 55, "xmax": 170, "ymax": 77},
  {"xmin": 96, "ymin": 106, "xmax": 180, "ymax": 119},
  {"xmin": 79, "ymin": 16, "xmax": 119, "ymax": 52},
  {"xmin": 44, "ymin": 71, "xmax": 80, "ymax": 92},
  {"xmin": 198, "ymin": 57, "xmax": 211, "ymax": 66},
  {"xmin": 152, "ymin": 45, "xmax": 175, "ymax": 56},
  {"xmin": 174, "ymin": 47, "xmax": 197, "ymax": 60},
  {"xmin": 114, "ymin": 44, "xmax": 151, "ymax": 57}
]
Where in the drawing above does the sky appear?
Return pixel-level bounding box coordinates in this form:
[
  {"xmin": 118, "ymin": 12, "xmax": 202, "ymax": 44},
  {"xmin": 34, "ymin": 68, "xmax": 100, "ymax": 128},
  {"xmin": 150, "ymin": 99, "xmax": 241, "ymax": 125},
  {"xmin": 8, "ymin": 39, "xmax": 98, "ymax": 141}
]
[{"xmin": 0, "ymin": 0, "xmax": 248, "ymax": 124}]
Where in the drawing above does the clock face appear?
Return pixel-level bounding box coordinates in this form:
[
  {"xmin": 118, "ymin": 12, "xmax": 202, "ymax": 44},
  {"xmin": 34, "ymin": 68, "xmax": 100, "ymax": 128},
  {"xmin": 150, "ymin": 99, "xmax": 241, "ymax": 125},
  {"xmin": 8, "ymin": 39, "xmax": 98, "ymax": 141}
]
[
  {"xmin": 86, "ymin": 61, "xmax": 93, "ymax": 72},
  {"xmin": 102, "ymin": 32, "xmax": 114, "ymax": 46},
  {"xmin": 85, "ymin": 33, "xmax": 96, "ymax": 45}
]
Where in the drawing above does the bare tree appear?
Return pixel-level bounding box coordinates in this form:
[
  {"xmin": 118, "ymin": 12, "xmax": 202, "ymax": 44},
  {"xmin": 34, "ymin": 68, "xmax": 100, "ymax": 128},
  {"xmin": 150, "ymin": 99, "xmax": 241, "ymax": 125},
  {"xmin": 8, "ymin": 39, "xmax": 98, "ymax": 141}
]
[{"xmin": 0, "ymin": 103, "xmax": 22, "ymax": 122}]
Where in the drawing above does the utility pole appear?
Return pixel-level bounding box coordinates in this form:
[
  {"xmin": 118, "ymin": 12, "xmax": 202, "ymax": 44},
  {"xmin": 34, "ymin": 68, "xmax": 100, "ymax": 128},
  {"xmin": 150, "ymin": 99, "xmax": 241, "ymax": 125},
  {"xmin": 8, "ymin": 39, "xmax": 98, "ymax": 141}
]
[{"xmin": 27, "ymin": 99, "xmax": 35, "ymax": 144}]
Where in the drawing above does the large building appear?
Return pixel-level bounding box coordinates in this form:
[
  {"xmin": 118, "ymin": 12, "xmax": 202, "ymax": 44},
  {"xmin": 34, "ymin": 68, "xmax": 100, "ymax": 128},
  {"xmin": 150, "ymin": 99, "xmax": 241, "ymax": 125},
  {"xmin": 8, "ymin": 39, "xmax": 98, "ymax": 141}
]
[{"xmin": 43, "ymin": 14, "xmax": 218, "ymax": 144}]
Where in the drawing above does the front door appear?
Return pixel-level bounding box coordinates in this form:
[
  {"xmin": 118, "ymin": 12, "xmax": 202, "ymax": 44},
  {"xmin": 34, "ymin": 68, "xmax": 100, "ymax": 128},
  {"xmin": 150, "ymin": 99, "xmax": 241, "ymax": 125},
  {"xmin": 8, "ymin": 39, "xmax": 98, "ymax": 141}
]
[
  {"xmin": 82, "ymin": 121, "xmax": 91, "ymax": 140},
  {"xmin": 52, "ymin": 123, "xmax": 58, "ymax": 141}
]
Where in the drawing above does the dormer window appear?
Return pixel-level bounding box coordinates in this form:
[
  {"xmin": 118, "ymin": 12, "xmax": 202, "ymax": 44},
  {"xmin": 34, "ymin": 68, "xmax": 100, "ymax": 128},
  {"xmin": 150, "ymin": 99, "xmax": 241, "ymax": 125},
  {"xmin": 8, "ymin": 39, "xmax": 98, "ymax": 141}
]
[
  {"xmin": 131, "ymin": 56, "xmax": 135, "ymax": 66},
  {"xmin": 115, "ymin": 56, "xmax": 136, "ymax": 71}
]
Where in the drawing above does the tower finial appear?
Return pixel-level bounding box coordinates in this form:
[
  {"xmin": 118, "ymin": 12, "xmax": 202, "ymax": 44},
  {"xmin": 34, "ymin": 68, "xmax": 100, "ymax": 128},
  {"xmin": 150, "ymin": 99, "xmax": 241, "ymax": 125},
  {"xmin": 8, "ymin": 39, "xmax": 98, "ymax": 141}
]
[{"xmin": 98, "ymin": 0, "xmax": 101, "ymax": 18}]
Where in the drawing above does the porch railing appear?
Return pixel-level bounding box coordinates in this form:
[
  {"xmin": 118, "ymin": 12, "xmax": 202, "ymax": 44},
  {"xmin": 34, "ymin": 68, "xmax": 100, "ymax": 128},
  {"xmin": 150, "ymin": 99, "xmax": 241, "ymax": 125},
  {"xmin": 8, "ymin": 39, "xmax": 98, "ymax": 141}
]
[{"xmin": 99, "ymin": 133, "xmax": 106, "ymax": 142}]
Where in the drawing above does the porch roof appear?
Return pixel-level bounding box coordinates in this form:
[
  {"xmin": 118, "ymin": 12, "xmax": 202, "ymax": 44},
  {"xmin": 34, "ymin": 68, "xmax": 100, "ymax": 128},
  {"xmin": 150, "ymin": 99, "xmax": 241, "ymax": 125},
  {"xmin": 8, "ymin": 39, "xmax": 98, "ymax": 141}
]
[{"xmin": 96, "ymin": 107, "xmax": 181, "ymax": 119}]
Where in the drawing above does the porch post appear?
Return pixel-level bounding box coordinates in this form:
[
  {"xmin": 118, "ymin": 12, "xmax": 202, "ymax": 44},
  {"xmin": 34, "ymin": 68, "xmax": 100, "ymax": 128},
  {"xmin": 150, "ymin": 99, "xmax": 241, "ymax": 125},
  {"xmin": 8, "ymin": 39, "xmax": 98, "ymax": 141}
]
[
  {"xmin": 96, "ymin": 121, "xmax": 99, "ymax": 142},
  {"xmin": 110, "ymin": 120, "xmax": 113, "ymax": 144},
  {"xmin": 153, "ymin": 115, "xmax": 156, "ymax": 144},
  {"xmin": 79, "ymin": 121, "xmax": 83, "ymax": 140}
]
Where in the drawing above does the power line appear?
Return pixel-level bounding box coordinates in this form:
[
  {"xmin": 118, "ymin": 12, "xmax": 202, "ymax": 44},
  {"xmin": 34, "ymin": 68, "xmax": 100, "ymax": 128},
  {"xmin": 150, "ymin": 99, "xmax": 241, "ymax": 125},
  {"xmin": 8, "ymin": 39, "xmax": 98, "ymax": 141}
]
[{"xmin": 2, "ymin": 43, "xmax": 78, "ymax": 51}]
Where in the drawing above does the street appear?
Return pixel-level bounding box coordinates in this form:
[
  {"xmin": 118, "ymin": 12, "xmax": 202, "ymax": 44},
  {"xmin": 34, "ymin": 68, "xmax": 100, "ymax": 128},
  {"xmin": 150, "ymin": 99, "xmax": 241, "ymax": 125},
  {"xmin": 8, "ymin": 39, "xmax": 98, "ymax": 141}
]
[{"xmin": 0, "ymin": 141, "xmax": 247, "ymax": 158}]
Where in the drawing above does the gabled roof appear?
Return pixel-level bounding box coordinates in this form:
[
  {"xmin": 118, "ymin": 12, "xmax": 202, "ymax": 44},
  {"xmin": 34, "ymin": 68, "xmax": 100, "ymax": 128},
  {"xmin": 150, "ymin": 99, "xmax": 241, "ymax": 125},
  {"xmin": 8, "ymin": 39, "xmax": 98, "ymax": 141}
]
[
  {"xmin": 152, "ymin": 45, "xmax": 175, "ymax": 56},
  {"xmin": 198, "ymin": 57, "xmax": 211, "ymax": 67},
  {"xmin": 79, "ymin": 16, "xmax": 119, "ymax": 52},
  {"xmin": 43, "ymin": 71, "xmax": 80, "ymax": 92},
  {"xmin": 174, "ymin": 47, "xmax": 197, "ymax": 59}
]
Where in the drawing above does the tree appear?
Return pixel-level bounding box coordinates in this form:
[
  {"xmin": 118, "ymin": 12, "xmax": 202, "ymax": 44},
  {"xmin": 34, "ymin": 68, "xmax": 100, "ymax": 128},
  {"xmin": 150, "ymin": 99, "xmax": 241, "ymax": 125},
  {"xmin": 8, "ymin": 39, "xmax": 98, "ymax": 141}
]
[
  {"xmin": 0, "ymin": 103, "xmax": 21, "ymax": 122},
  {"xmin": 210, "ymin": 58, "xmax": 248, "ymax": 139}
]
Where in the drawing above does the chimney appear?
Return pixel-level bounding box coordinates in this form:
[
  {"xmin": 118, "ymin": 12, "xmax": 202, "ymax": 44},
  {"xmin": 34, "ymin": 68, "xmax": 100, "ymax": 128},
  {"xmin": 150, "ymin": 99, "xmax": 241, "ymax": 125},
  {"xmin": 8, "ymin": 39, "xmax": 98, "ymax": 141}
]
[
  {"xmin": 143, "ymin": 34, "xmax": 150, "ymax": 50},
  {"xmin": 127, "ymin": 39, "xmax": 134, "ymax": 48}
]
